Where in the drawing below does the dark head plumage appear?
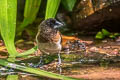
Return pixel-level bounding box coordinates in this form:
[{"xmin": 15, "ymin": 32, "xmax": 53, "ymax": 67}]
[
  {"xmin": 40, "ymin": 18, "xmax": 63, "ymax": 30},
  {"xmin": 37, "ymin": 18, "xmax": 63, "ymax": 43}
]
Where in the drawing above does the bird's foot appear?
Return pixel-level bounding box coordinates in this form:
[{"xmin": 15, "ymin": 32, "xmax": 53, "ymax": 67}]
[
  {"xmin": 57, "ymin": 63, "xmax": 62, "ymax": 74},
  {"xmin": 32, "ymin": 56, "xmax": 44, "ymax": 68}
]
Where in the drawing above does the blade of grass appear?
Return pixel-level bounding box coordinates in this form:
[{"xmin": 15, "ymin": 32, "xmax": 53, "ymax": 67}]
[
  {"xmin": 61, "ymin": 0, "xmax": 76, "ymax": 11},
  {"xmin": 0, "ymin": 0, "xmax": 18, "ymax": 61},
  {"xmin": 0, "ymin": 59, "xmax": 83, "ymax": 80},
  {"xmin": 17, "ymin": 0, "xmax": 41, "ymax": 33},
  {"xmin": 45, "ymin": 0, "xmax": 61, "ymax": 19}
]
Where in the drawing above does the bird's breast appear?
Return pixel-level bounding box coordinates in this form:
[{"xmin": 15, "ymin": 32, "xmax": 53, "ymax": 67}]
[
  {"xmin": 38, "ymin": 41, "xmax": 61, "ymax": 54},
  {"xmin": 36, "ymin": 30, "xmax": 62, "ymax": 54}
]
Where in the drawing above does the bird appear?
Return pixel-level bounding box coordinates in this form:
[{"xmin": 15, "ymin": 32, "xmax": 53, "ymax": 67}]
[{"xmin": 36, "ymin": 18, "xmax": 64, "ymax": 72}]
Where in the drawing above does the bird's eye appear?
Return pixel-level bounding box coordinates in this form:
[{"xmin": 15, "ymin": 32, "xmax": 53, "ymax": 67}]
[
  {"xmin": 49, "ymin": 20, "xmax": 56, "ymax": 27},
  {"xmin": 46, "ymin": 19, "xmax": 57, "ymax": 28},
  {"xmin": 50, "ymin": 20, "xmax": 55, "ymax": 24}
]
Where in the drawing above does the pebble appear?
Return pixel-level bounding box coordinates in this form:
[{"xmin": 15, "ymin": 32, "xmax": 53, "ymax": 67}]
[
  {"xmin": 116, "ymin": 37, "xmax": 120, "ymax": 42},
  {"xmin": 111, "ymin": 49, "xmax": 119, "ymax": 55},
  {"xmin": 102, "ymin": 40, "xmax": 108, "ymax": 43},
  {"xmin": 104, "ymin": 46, "xmax": 111, "ymax": 49},
  {"xmin": 89, "ymin": 47, "xmax": 98, "ymax": 52}
]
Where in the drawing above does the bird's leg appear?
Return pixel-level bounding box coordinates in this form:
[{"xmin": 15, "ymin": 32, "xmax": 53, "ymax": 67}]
[
  {"xmin": 36, "ymin": 50, "xmax": 50, "ymax": 68},
  {"xmin": 34, "ymin": 50, "xmax": 49, "ymax": 68},
  {"xmin": 33, "ymin": 56, "xmax": 43, "ymax": 68},
  {"xmin": 57, "ymin": 52, "xmax": 62, "ymax": 74},
  {"xmin": 58, "ymin": 53, "xmax": 61, "ymax": 65},
  {"xmin": 37, "ymin": 56, "xmax": 44, "ymax": 67}
]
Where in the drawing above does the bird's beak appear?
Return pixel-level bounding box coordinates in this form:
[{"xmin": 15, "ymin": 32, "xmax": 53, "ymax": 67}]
[{"xmin": 54, "ymin": 21, "xmax": 64, "ymax": 29}]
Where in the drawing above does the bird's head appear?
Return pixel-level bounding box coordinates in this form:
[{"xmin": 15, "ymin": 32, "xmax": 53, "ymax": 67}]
[
  {"xmin": 46, "ymin": 18, "xmax": 64, "ymax": 29},
  {"xmin": 38, "ymin": 18, "xmax": 64, "ymax": 34},
  {"xmin": 41, "ymin": 18, "xmax": 64, "ymax": 29}
]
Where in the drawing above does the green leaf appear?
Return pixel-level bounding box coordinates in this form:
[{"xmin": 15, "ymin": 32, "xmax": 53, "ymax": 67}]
[
  {"xmin": 102, "ymin": 29, "xmax": 110, "ymax": 36},
  {"xmin": 17, "ymin": 0, "xmax": 41, "ymax": 33},
  {"xmin": 95, "ymin": 31, "xmax": 104, "ymax": 39},
  {"xmin": 45, "ymin": 0, "xmax": 61, "ymax": 19},
  {"xmin": 16, "ymin": 46, "xmax": 38, "ymax": 57},
  {"xmin": 0, "ymin": 0, "xmax": 18, "ymax": 59},
  {"xmin": 109, "ymin": 34, "xmax": 116, "ymax": 39},
  {"xmin": 7, "ymin": 75, "xmax": 18, "ymax": 80},
  {"xmin": 61, "ymin": 0, "xmax": 76, "ymax": 11},
  {"xmin": 0, "ymin": 59, "xmax": 82, "ymax": 80},
  {"xmin": 114, "ymin": 33, "xmax": 120, "ymax": 37}
]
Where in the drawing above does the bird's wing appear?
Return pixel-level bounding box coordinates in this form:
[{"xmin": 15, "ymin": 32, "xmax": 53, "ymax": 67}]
[{"xmin": 36, "ymin": 31, "xmax": 50, "ymax": 43}]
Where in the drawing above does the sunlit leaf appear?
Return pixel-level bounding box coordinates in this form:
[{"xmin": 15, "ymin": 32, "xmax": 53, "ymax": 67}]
[
  {"xmin": 61, "ymin": 0, "xmax": 76, "ymax": 11},
  {"xmin": 109, "ymin": 34, "xmax": 116, "ymax": 39},
  {"xmin": 102, "ymin": 29, "xmax": 110, "ymax": 36},
  {"xmin": 7, "ymin": 75, "xmax": 18, "ymax": 80},
  {"xmin": 16, "ymin": 46, "xmax": 38, "ymax": 57},
  {"xmin": 45, "ymin": 0, "xmax": 61, "ymax": 19},
  {"xmin": 114, "ymin": 33, "xmax": 120, "ymax": 37},
  {"xmin": 95, "ymin": 31, "xmax": 104, "ymax": 39},
  {"xmin": 0, "ymin": 0, "xmax": 18, "ymax": 60},
  {"xmin": 17, "ymin": 0, "xmax": 41, "ymax": 33}
]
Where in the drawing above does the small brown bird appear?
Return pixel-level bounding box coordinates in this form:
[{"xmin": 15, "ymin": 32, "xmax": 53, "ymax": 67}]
[
  {"xmin": 36, "ymin": 18, "xmax": 63, "ymax": 71},
  {"xmin": 36, "ymin": 18, "xmax": 63, "ymax": 55}
]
